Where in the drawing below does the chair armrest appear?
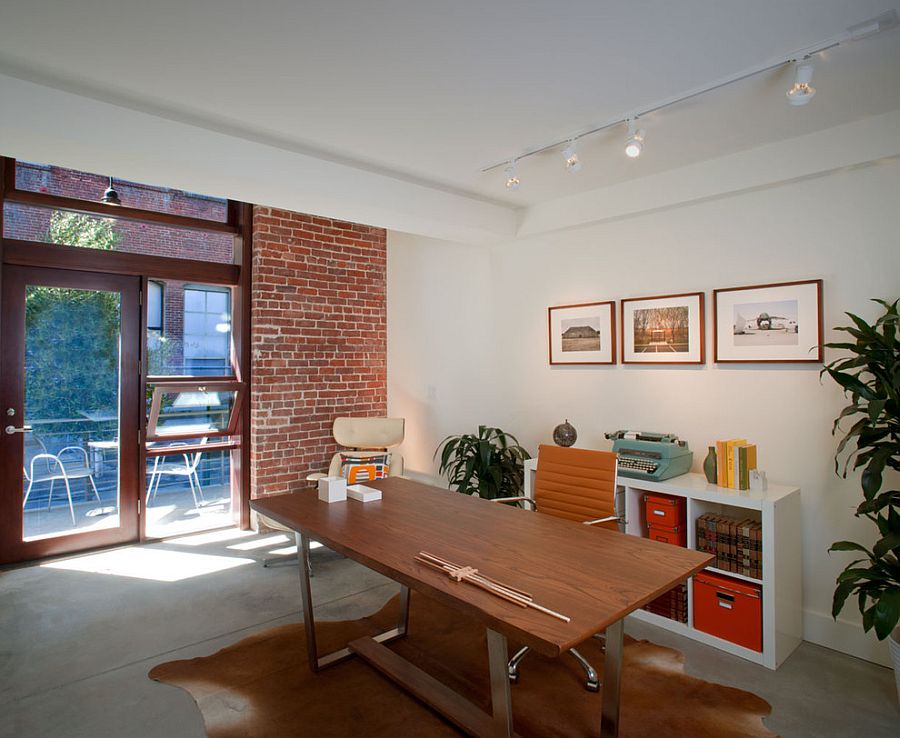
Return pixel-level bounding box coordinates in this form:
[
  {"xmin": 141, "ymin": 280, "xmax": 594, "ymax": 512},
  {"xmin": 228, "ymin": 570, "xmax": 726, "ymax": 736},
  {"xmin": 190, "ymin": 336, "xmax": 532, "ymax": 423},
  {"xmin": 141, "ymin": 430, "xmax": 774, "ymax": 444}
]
[
  {"xmin": 583, "ymin": 515, "xmax": 623, "ymax": 526},
  {"xmin": 491, "ymin": 496, "xmax": 536, "ymax": 509}
]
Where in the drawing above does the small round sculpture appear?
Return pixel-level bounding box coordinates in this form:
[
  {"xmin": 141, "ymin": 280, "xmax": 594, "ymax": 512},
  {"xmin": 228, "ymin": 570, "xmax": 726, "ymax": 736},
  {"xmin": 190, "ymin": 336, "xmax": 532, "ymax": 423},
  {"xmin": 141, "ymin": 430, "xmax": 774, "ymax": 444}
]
[{"xmin": 553, "ymin": 419, "xmax": 577, "ymax": 447}]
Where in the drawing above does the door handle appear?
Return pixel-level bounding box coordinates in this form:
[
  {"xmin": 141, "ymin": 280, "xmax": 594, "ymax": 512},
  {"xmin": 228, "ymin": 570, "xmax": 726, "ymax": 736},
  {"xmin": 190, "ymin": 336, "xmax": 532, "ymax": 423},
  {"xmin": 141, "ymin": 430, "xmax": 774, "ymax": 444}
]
[{"xmin": 5, "ymin": 425, "xmax": 32, "ymax": 435}]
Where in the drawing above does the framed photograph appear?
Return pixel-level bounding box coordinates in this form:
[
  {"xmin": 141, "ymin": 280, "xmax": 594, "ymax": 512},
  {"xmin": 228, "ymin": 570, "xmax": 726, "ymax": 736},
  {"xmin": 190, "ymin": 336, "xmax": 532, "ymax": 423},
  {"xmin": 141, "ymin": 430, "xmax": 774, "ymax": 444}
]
[
  {"xmin": 621, "ymin": 292, "xmax": 705, "ymax": 364},
  {"xmin": 713, "ymin": 279, "xmax": 823, "ymax": 363},
  {"xmin": 548, "ymin": 301, "xmax": 616, "ymax": 365}
]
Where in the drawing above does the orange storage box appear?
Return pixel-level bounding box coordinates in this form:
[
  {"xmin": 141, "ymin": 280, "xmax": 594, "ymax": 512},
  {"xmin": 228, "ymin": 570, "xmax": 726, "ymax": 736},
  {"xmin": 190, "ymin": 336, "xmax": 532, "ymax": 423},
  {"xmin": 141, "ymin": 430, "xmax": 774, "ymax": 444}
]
[
  {"xmin": 644, "ymin": 493, "xmax": 685, "ymax": 529},
  {"xmin": 647, "ymin": 523, "xmax": 686, "ymax": 547},
  {"xmin": 693, "ymin": 570, "xmax": 762, "ymax": 652}
]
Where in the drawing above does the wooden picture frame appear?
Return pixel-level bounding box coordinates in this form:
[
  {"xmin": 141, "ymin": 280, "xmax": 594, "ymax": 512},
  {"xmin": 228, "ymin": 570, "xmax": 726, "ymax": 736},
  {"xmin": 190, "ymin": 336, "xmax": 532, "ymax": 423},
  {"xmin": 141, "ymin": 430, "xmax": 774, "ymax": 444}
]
[
  {"xmin": 713, "ymin": 279, "xmax": 823, "ymax": 363},
  {"xmin": 548, "ymin": 300, "xmax": 616, "ymax": 365},
  {"xmin": 620, "ymin": 292, "xmax": 705, "ymax": 364}
]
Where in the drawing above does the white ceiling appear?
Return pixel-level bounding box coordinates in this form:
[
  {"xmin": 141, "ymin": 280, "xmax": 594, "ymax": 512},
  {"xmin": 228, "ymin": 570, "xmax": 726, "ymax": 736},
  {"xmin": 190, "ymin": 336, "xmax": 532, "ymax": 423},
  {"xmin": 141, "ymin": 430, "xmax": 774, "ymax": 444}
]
[{"xmin": 0, "ymin": 0, "xmax": 898, "ymax": 208}]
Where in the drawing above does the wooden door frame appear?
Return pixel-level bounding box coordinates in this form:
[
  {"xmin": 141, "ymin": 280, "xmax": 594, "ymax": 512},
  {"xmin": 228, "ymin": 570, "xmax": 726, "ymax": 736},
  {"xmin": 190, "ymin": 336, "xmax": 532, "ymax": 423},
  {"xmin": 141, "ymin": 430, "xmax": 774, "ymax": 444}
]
[
  {"xmin": 0, "ymin": 266, "xmax": 142, "ymax": 563},
  {"xmin": 1, "ymin": 158, "xmax": 253, "ymax": 559}
]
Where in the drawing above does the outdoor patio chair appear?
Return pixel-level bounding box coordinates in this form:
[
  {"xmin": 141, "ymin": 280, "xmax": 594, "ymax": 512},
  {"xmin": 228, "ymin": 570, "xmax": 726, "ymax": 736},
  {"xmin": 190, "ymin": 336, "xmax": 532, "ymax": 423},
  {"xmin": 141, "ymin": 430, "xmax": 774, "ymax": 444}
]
[
  {"xmin": 22, "ymin": 433, "xmax": 101, "ymax": 526},
  {"xmin": 147, "ymin": 438, "xmax": 208, "ymax": 509}
]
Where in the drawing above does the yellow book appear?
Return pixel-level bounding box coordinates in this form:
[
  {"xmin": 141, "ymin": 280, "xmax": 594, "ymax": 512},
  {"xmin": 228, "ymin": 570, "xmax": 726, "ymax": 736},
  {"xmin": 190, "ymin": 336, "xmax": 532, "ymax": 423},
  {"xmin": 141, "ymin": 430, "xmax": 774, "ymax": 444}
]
[{"xmin": 726, "ymin": 439, "xmax": 746, "ymax": 489}]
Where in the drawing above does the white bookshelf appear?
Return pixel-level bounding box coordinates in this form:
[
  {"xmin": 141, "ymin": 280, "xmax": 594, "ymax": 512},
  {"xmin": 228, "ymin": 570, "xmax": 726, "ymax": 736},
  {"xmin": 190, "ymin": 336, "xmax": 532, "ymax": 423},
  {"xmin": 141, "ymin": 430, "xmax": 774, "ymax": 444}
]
[{"xmin": 524, "ymin": 460, "xmax": 802, "ymax": 669}]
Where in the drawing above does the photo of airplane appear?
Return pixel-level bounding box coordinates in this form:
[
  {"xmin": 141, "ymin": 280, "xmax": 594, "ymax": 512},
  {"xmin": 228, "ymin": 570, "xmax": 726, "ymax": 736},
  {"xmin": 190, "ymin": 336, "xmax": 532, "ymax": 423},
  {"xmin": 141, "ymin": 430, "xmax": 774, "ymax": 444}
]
[{"xmin": 734, "ymin": 312, "xmax": 798, "ymax": 334}]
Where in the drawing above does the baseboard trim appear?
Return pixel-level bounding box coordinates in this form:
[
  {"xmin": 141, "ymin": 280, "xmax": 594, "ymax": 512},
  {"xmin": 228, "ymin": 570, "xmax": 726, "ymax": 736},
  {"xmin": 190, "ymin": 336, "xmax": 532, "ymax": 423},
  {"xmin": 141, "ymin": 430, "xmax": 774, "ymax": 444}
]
[{"xmin": 803, "ymin": 608, "xmax": 891, "ymax": 668}]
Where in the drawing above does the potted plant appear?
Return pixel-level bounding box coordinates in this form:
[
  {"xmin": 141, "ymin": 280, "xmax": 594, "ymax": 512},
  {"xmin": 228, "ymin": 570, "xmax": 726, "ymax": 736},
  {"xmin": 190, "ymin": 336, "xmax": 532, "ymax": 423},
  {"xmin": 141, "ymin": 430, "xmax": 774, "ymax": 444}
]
[
  {"xmin": 823, "ymin": 299, "xmax": 899, "ymax": 697},
  {"xmin": 434, "ymin": 425, "xmax": 531, "ymax": 500}
]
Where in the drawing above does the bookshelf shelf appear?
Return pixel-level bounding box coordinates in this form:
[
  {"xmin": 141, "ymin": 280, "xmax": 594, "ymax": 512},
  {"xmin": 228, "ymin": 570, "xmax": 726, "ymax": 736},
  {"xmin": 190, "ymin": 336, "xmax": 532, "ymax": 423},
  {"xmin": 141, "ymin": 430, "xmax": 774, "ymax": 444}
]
[
  {"xmin": 621, "ymin": 472, "xmax": 802, "ymax": 670},
  {"xmin": 523, "ymin": 462, "xmax": 803, "ymax": 670},
  {"xmin": 702, "ymin": 565, "xmax": 763, "ymax": 586}
]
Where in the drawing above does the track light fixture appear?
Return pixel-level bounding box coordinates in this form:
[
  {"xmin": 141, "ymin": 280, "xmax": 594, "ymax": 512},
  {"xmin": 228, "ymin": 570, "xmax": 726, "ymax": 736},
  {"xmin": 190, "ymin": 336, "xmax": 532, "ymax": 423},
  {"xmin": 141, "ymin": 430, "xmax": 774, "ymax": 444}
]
[
  {"xmin": 505, "ymin": 160, "xmax": 520, "ymax": 191},
  {"xmin": 624, "ymin": 119, "xmax": 645, "ymax": 158},
  {"xmin": 561, "ymin": 141, "xmax": 582, "ymax": 173},
  {"xmin": 100, "ymin": 176, "xmax": 122, "ymax": 206},
  {"xmin": 786, "ymin": 58, "xmax": 816, "ymax": 106},
  {"xmin": 481, "ymin": 11, "xmax": 896, "ymax": 188}
]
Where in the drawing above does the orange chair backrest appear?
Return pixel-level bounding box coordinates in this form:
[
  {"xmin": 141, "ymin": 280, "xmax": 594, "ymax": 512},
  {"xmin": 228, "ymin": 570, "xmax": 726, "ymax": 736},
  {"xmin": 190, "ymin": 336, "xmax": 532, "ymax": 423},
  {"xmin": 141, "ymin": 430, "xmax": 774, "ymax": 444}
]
[{"xmin": 534, "ymin": 444, "xmax": 619, "ymax": 530}]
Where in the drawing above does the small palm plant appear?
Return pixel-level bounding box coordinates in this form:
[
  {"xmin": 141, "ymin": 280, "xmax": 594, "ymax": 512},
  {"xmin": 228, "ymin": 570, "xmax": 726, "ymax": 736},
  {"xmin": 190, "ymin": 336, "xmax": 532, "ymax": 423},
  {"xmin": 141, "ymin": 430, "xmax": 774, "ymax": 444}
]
[
  {"xmin": 434, "ymin": 425, "xmax": 531, "ymax": 500},
  {"xmin": 823, "ymin": 299, "xmax": 899, "ymax": 640}
]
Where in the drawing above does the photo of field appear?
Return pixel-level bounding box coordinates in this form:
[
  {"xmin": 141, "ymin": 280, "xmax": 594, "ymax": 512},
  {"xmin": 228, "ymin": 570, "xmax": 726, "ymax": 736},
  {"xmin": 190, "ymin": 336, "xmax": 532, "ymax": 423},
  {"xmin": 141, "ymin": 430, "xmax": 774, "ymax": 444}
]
[
  {"xmin": 733, "ymin": 299, "xmax": 799, "ymax": 346},
  {"xmin": 561, "ymin": 315, "xmax": 602, "ymax": 352},
  {"xmin": 633, "ymin": 306, "xmax": 689, "ymax": 353}
]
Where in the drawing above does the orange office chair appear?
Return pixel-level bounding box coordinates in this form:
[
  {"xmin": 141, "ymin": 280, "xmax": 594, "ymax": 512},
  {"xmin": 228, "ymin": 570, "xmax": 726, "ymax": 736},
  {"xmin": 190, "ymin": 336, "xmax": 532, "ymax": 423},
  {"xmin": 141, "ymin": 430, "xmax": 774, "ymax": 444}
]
[{"xmin": 494, "ymin": 444, "xmax": 621, "ymax": 691}]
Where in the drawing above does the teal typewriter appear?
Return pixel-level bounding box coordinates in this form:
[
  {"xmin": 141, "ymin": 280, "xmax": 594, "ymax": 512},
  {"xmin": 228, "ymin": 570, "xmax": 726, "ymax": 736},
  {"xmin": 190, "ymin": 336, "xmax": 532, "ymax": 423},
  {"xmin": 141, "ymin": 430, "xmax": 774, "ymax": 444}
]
[{"xmin": 605, "ymin": 430, "xmax": 693, "ymax": 482}]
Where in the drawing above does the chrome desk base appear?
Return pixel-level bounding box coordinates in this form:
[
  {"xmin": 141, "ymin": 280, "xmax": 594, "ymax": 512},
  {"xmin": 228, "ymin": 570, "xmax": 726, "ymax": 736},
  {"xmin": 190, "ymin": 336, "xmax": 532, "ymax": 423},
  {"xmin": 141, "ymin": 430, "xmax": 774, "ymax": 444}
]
[
  {"xmin": 294, "ymin": 531, "xmax": 626, "ymax": 737},
  {"xmin": 297, "ymin": 532, "xmax": 410, "ymax": 672}
]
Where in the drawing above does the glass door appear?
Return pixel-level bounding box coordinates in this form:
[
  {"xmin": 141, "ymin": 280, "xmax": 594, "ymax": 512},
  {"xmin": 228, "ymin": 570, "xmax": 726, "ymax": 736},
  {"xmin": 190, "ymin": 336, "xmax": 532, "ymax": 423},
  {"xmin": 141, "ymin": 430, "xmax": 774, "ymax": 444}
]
[{"xmin": 0, "ymin": 266, "xmax": 140, "ymax": 563}]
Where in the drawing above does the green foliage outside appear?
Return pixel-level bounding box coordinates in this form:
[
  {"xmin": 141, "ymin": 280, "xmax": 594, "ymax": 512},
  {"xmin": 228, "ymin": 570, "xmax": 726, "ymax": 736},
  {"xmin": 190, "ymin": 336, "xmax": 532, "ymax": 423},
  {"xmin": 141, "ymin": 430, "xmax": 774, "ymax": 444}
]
[{"xmin": 25, "ymin": 212, "xmax": 121, "ymax": 424}]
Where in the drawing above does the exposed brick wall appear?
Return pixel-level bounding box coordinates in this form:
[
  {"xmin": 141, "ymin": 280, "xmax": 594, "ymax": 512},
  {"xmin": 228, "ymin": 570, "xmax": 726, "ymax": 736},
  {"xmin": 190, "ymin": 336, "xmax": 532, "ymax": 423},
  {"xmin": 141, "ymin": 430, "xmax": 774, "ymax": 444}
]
[{"xmin": 250, "ymin": 207, "xmax": 387, "ymax": 497}]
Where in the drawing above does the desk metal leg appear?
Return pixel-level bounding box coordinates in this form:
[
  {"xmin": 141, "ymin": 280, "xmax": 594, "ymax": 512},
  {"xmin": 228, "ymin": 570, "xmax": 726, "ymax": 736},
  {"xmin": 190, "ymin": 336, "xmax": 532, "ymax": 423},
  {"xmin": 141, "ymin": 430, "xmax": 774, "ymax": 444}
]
[
  {"xmin": 296, "ymin": 532, "xmax": 410, "ymax": 673},
  {"xmin": 599, "ymin": 618, "xmax": 624, "ymax": 738},
  {"xmin": 486, "ymin": 628, "xmax": 513, "ymax": 738}
]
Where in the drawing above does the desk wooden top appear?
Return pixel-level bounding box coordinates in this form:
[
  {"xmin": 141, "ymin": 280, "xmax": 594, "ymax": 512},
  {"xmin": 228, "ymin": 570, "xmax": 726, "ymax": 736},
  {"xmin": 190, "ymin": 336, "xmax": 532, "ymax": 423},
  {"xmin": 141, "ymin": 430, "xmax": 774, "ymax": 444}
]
[{"xmin": 251, "ymin": 477, "xmax": 712, "ymax": 658}]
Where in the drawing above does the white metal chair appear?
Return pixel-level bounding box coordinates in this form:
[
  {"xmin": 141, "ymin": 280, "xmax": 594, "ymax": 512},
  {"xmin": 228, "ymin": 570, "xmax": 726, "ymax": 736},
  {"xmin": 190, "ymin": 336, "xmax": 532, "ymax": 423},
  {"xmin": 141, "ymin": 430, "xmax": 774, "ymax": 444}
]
[
  {"xmin": 22, "ymin": 433, "xmax": 100, "ymax": 526},
  {"xmin": 147, "ymin": 438, "xmax": 208, "ymax": 509}
]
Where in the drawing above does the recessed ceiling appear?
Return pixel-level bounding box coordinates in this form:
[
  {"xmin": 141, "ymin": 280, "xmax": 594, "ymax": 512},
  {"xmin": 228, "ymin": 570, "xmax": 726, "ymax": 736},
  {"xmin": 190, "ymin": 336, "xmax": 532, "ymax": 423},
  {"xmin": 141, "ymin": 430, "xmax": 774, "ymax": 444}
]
[{"xmin": 0, "ymin": 0, "xmax": 898, "ymax": 207}]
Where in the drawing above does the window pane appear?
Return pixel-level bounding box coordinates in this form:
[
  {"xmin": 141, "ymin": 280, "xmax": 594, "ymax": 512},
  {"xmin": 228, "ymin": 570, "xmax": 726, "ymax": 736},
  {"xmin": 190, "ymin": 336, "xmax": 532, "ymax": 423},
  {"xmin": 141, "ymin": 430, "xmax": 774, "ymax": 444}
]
[
  {"xmin": 3, "ymin": 204, "xmax": 235, "ymax": 264},
  {"xmin": 147, "ymin": 281, "xmax": 233, "ymax": 377},
  {"xmin": 23, "ymin": 285, "xmax": 121, "ymax": 541},
  {"xmin": 14, "ymin": 160, "xmax": 228, "ymax": 222},
  {"xmin": 148, "ymin": 385, "xmax": 238, "ymax": 439},
  {"xmin": 145, "ymin": 446, "xmax": 233, "ymax": 539},
  {"xmin": 147, "ymin": 281, "xmax": 163, "ymax": 331}
]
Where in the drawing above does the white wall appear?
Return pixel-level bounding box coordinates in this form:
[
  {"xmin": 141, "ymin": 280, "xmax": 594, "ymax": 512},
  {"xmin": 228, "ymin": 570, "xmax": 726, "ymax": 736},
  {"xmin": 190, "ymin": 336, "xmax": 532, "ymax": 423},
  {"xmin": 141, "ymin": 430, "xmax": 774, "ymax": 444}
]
[
  {"xmin": 387, "ymin": 233, "xmax": 499, "ymax": 481},
  {"xmin": 387, "ymin": 157, "xmax": 900, "ymax": 666}
]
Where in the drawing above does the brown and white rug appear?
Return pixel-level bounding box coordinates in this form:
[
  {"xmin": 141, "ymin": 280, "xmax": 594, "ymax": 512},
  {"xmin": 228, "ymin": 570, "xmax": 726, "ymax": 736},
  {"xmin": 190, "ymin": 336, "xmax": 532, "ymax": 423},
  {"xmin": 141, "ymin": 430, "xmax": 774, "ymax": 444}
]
[{"xmin": 150, "ymin": 593, "xmax": 774, "ymax": 737}]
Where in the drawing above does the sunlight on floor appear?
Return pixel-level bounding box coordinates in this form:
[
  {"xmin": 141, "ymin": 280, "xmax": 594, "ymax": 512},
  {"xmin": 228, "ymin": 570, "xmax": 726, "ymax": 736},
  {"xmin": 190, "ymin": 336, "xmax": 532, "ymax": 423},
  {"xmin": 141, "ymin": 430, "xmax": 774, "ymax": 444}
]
[
  {"xmin": 42, "ymin": 547, "xmax": 255, "ymax": 582},
  {"xmin": 227, "ymin": 534, "xmax": 290, "ymax": 551},
  {"xmin": 165, "ymin": 528, "xmax": 256, "ymax": 546}
]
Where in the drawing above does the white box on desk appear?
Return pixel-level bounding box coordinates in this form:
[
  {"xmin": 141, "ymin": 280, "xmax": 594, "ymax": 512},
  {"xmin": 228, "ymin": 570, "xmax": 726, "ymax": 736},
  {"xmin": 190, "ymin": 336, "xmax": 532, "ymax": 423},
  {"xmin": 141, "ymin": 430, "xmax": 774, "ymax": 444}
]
[
  {"xmin": 347, "ymin": 484, "xmax": 381, "ymax": 502},
  {"xmin": 318, "ymin": 476, "xmax": 347, "ymax": 503}
]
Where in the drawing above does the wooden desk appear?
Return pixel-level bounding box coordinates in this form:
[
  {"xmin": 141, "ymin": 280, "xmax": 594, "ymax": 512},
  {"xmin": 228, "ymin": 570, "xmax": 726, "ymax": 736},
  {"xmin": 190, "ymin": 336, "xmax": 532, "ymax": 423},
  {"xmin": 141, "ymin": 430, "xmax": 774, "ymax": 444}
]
[{"xmin": 251, "ymin": 477, "xmax": 711, "ymax": 737}]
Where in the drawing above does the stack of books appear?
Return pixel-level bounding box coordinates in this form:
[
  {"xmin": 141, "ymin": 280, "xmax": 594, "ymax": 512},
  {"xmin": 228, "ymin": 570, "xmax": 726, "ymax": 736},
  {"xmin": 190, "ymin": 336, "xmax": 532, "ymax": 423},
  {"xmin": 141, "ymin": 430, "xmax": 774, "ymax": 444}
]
[
  {"xmin": 714, "ymin": 439, "xmax": 758, "ymax": 490},
  {"xmin": 696, "ymin": 513, "xmax": 763, "ymax": 580},
  {"xmin": 643, "ymin": 582, "xmax": 688, "ymax": 623}
]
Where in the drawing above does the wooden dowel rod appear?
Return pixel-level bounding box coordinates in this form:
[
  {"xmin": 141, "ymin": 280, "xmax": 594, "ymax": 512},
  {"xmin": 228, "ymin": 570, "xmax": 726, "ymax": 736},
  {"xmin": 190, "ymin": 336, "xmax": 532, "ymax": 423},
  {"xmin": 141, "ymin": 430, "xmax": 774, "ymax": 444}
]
[
  {"xmin": 415, "ymin": 552, "xmax": 570, "ymax": 621},
  {"xmin": 417, "ymin": 551, "xmax": 533, "ymax": 599}
]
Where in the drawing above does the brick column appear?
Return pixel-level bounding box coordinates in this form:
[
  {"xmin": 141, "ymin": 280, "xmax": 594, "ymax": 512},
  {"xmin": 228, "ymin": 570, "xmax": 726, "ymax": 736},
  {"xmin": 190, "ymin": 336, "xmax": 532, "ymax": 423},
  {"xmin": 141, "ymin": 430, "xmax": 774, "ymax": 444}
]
[{"xmin": 250, "ymin": 208, "xmax": 387, "ymax": 497}]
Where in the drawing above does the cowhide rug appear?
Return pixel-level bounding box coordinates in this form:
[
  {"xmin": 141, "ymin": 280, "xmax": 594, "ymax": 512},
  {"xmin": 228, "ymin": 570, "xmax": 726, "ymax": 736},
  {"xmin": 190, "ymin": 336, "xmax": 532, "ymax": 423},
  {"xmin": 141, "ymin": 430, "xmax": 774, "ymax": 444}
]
[{"xmin": 150, "ymin": 592, "xmax": 774, "ymax": 737}]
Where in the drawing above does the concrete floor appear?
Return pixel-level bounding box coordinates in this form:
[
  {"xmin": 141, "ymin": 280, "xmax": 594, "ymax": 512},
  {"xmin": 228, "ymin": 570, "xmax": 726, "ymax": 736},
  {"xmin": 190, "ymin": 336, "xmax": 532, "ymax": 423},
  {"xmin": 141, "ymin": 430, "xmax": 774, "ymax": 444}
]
[{"xmin": 1, "ymin": 529, "xmax": 897, "ymax": 738}]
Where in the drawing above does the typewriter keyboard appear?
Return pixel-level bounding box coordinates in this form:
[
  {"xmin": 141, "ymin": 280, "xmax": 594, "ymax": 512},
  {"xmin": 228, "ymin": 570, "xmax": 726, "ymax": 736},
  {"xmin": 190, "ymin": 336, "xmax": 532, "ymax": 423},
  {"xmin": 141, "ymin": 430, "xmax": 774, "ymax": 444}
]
[{"xmin": 618, "ymin": 457, "xmax": 659, "ymax": 474}]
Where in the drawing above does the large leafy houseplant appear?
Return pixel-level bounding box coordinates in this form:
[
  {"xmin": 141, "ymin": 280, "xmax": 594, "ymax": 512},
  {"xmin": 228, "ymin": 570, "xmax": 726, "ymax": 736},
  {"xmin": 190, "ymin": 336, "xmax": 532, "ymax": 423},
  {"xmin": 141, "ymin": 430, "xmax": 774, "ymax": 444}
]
[
  {"xmin": 434, "ymin": 425, "xmax": 531, "ymax": 500},
  {"xmin": 823, "ymin": 299, "xmax": 900, "ymax": 640}
]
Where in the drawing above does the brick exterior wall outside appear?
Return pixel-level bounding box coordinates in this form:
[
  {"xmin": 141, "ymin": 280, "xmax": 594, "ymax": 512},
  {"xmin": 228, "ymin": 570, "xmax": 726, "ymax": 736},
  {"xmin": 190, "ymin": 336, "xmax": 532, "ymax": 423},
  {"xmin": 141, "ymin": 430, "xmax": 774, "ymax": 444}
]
[
  {"xmin": 250, "ymin": 207, "xmax": 387, "ymax": 497},
  {"xmin": 4, "ymin": 163, "xmax": 233, "ymax": 263}
]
